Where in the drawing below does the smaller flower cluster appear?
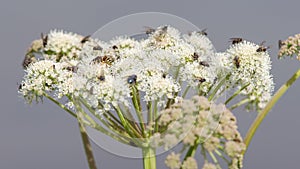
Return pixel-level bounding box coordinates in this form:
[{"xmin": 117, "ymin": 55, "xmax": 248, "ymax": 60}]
[
  {"xmin": 19, "ymin": 60, "xmax": 75, "ymax": 102},
  {"xmin": 278, "ymin": 34, "xmax": 300, "ymax": 60},
  {"xmin": 20, "ymin": 30, "xmax": 89, "ymax": 102},
  {"xmin": 43, "ymin": 30, "xmax": 86, "ymax": 62},
  {"xmin": 220, "ymin": 41, "xmax": 274, "ymax": 110},
  {"xmin": 151, "ymin": 96, "xmax": 245, "ymax": 169}
]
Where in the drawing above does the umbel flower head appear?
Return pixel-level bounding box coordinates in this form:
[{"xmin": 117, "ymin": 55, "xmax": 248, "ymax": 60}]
[
  {"xmin": 19, "ymin": 25, "xmax": 275, "ymax": 169},
  {"xmin": 19, "ymin": 30, "xmax": 91, "ymax": 103},
  {"xmin": 43, "ymin": 30, "xmax": 86, "ymax": 62},
  {"xmin": 220, "ymin": 41, "xmax": 274, "ymax": 110},
  {"xmin": 278, "ymin": 33, "xmax": 300, "ymax": 60},
  {"xmin": 73, "ymin": 25, "xmax": 218, "ymax": 115},
  {"xmin": 160, "ymin": 96, "xmax": 245, "ymax": 169}
]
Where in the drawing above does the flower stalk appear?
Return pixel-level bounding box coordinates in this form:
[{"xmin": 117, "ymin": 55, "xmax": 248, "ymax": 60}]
[
  {"xmin": 77, "ymin": 109, "xmax": 98, "ymax": 169},
  {"xmin": 142, "ymin": 146, "xmax": 157, "ymax": 169},
  {"xmin": 243, "ymin": 68, "xmax": 300, "ymax": 154},
  {"xmin": 45, "ymin": 94, "xmax": 98, "ymax": 169}
]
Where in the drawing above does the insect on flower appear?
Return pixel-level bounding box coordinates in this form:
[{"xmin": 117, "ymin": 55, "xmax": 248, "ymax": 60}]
[
  {"xmin": 196, "ymin": 77, "xmax": 206, "ymax": 83},
  {"xmin": 18, "ymin": 83, "xmax": 24, "ymax": 90},
  {"xmin": 127, "ymin": 75, "xmax": 137, "ymax": 84},
  {"xmin": 144, "ymin": 26, "xmax": 156, "ymax": 35},
  {"xmin": 233, "ymin": 56, "xmax": 241, "ymax": 68},
  {"xmin": 197, "ymin": 28, "xmax": 208, "ymax": 36},
  {"xmin": 81, "ymin": 35, "xmax": 91, "ymax": 44},
  {"xmin": 162, "ymin": 73, "xmax": 167, "ymax": 78},
  {"xmin": 188, "ymin": 28, "xmax": 208, "ymax": 36},
  {"xmin": 199, "ymin": 61, "xmax": 210, "ymax": 67},
  {"xmin": 41, "ymin": 33, "xmax": 48, "ymax": 47},
  {"xmin": 93, "ymin": 45, "xmax": 103, "ymax": 51},
  {"xmin": 256, "ymin": 41, "xmax": 270, "ymax": 52},
  {"xmin": 90, "ymin": 55, "xmax": 114, "ymax": 65},
  {"xmin": 229, "ymin": 38, "xmax": 243, "ymax": 45},
  {"xmin": 278, "ymin": 40, "xmax": 285, "ymax": 49},
  {"xmin": 112, "ymin": 45, "xmax": 118, "ymax": 50},
  {"xmin": 22, "ymin": 53, "xmax": 36, "ymax": 68},
  {"xmin": 192, "ymin": 52, "xmax": 199, "ymax": 61},
  {"xmin": 97, "ymin": 69, "xmax": 105, "ymax": 81},
  {"xmin": 66, "ymin": 66, "xmax": 78, "ymax": 73}
]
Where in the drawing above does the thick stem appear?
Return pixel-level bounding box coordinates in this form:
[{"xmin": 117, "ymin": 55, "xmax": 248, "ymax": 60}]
[
  {"xmin": 142, "ymin": 147, "xmax": 157, "ymax": 169},
  {"xmin": 78, "ymin": 111, "xmax": 98, "ymax": 169},
  {"xmin": 73, "ymin": 99, "xmax": 98, "ymax": 169},
  {"xmin": 243, "ymin": 68, "xmax": 300, "ymax": 155},
  {"xmin": 44, "ymin": 94, "xmax": 98, "ymax": 168}
]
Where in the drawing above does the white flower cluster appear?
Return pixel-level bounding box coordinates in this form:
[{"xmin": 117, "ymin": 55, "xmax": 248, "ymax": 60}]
[
  {"xmin": 43, "ymin": 30, "xmax": 85, "ymax": 62},
  {"xmin": 20, "ymin": 30, "xmax": 87, "ymax": 102},
  {"xmin": 74, "ymin": 25, "xmax": 217, "ymax": 113},
  {"xmin": 19, "ymin": 25, "xmax": 276, "ymax": 169},
  {"xmin": 159, "ymin": 96, "xmax": 245, "ymax": 169},
  {"xmin": 220, "ymin": 41, "xmax": 274, "ymax": 109},
  {"xmin": 19, "ymin": 60, "xmax": 74, "ymax": 102}
]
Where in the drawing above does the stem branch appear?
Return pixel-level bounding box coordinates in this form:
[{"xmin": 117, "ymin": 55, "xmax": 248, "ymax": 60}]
[{"xmin": 243, "ymin": 68, "xmax": 300, "ymax": 154}]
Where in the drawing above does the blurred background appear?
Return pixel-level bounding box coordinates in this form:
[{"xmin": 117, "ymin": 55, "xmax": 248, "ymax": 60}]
[{"xmin": 1, "ymin": 0, "xmax": 300, "ymax": 168}]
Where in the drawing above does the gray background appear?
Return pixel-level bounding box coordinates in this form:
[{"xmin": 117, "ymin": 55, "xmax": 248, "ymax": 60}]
[{"xmin": 1, "ymin": 0, "xmax": 300, "ymax": 168}]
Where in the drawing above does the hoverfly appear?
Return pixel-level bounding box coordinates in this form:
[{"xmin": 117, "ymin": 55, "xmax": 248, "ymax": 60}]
[
  {"xmin": 192, "ymin": 52, "xmax": 199, "ymax": 61},
  {"xmin": 93, "ymin": 45, "xmax": 103, "ymax": 51},
  {"xmin": 97, "ymin": 68, "xmax": 105, "ymax": 82},
  {"xmin": 22, "ymin": 53, "xmax": 36, "ymax": 68},
  {"xmin": 41, "ymin": 33, "xmax": 48, "ymax": 47},
  {"xmin": 278, "ymin": 40, "xmax": 285, "ymax": 49},
  {"xmin": 233, "ymin": 56, "xmax": 240, "ymax": 68},
  {"xmin": 144, "ymin": 26, "xmax": 156, "ymax": 35},
  {"xmin": 66, "ymin": 66, "xmax": 78, "ymax": 73},
  {"xmin": 81, "ymin": 35, "xmax": 91, "ymax": 44},
  {"xmin": 256, "ymin": 41, "xmax": 270, "ymax": 52},
  {"xmin": 197, "ymin": 28, "xmax": 208, "ymax": 36},
  {"xmin": 196, "ymin": 77, "xmax": 206, "ymax": 83},
  {"xmin": 199, "ymin": 61, "xmax": 210, "ymax": 67},
  {"xmin": 153, "ymin": 26, "xmax": 168, "ymax": 42},
  {"xmin": 112, "ymin": 45, "xmax": 118, "ymax": 50},
  {"xmin": 188, "ymin": 28, "xmax": 208, "ymax": 36},
  {"xmin": 229, "ymin": 38, "xmax": 243, "ymax": 45},
  {"xmin": 90, "ymin": 55, "xmax": 114, "ymax": 65}
]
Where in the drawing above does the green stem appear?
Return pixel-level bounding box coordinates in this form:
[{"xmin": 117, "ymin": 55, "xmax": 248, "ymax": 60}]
[
  {"xmin": 201, "ymin": 144, "xmax": 207, "ymax": 161},
  {"xmin": 77, "ymin": 110, "xmax": 98, "ymax": 169},
  {"xmin": 153, "ymin": 100, "xmax": 159, "ymax": 132},
  {"xmin": 183, "ymin": 137, "xmax": 201, "ymax": 160},
  {"xmin": 182, "ymin": 86, "xmax": 191, "ymax": 98},
  {"xmin": 147, "ymin": 101, "xmax": 153, "ymax": 123},
  {"xmin": 209, "ymin": 74, "xmax": 230, "ymax": 101},
  {"xmin": 44, "ymin": 94, "xmax": 139, "ymax": 168},
  {"xmin": 243, "ymin": 68, "xmax": 300, "ymax": 154},
  {"xmin": 142, "ymin": 147, "xmax": 157, "ymax": 169},
  {"xmin": 72, "ymin": 98, "xmax": 98, "ymax": 169},
  {"xmin": 225, "ymin": 83, "xmax": 250, "ymax": 105},
  {"xmin": 113, "ymin": 105, "xmax": 142, "ymax": 139},
  {"xmin": 131, "ymin": 86, "xmax": 146, "ymax": 136},
  {"xmin": 229, "ymin": 98, "xmax": 250, "ymax": 110},
  {"xmin": 43, "ymin": 93, "xmax": 77, "ymax": 118},
  {"xmin": 215, "ymin": 149, "xmax": 230, "ymax": 164}
]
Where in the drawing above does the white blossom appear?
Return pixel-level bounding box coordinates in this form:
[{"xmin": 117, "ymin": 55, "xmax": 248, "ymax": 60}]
[{"xmin": 221, "ymin": 41, "xmax": 274, "ymax": 110}]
